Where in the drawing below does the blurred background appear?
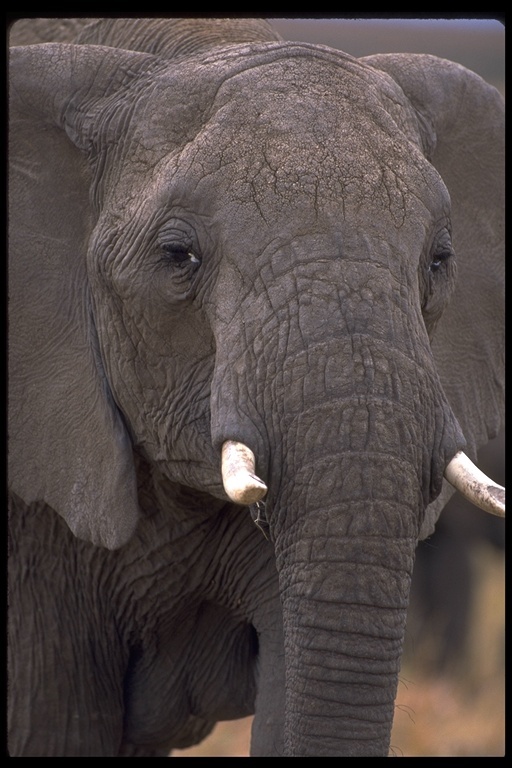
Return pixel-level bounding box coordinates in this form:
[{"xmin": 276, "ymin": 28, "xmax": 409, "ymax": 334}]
[
  {"xmin": 172, "ymin": 16, "xmax": 505, "ymax": 757},
  {"xmin": 272, "ymin": 16, "xmax": 504, "ymax": 94}
]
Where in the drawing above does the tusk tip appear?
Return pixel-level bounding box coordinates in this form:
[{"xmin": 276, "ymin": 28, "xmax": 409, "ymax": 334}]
[
  {"xmin": 485, "ymin": 484, "xmax": 505, "ymax": 518},
  {"xmin": 445, "ymin": 450, "xmax": 505, "ymax": 518},
  {"xmin": 225, "ymin": 478, "xmax": 268, "ymax": 506}
]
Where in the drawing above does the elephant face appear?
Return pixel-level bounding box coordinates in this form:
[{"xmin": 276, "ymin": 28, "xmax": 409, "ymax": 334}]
[
  {"xmin": 83, "ymin": 49, "xmax": 459, "ymax": 507},
  {"xmin": 8, "ymin": 19, "xmax": 504, "ymax": 757}
]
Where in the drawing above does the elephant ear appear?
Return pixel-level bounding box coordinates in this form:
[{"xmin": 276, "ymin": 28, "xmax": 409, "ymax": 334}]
[
  {"xmin": 8, "ymin": 43, "xmax": 156, "ymax": 549},
  {"xmin": 362, "ymin": 53, "xmax": 505, "ymax": 459}
]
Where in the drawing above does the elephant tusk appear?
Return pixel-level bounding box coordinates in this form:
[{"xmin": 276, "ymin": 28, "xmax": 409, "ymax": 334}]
[
  {"xmin": 444, "ymin": 451, "xmax": 505, "ymax": 517},
  {"xmin": 221, "ymin": 440, "xmax": 268, "ymax": 505}
]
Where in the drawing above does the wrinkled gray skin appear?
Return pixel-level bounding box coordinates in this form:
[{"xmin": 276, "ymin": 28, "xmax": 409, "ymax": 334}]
[{"xmin": 8, "ymin": 18, "xmax": 504, "ymax": 756}]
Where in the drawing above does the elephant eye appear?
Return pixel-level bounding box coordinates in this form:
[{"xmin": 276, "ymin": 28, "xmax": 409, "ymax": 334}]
[
  {"xmin": 429, "ymin": 228, "xmax": 454, "ymax": 274},
  {"xmin": 429, "ymin": 250, "xmax": 451, "ymax": 273},
  {"xmin": 154, "ymin": 240, "xmax": 202, "ymax": 303},
  {"xmin": 160, "ymin": 244, "xmax": 201, "ymax": 268},
  {"xmin": 421, "ymin": 232, "xmax": 457, "ymax": 337}
]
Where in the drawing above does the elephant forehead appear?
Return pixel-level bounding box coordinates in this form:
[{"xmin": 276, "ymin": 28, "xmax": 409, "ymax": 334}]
[
  {"xmin": 170, "ymin": 115, "xmax": 435, "ymax": 234},
  {"xmin": 208, "ymin": 54, "xmax": 418, "ymax": 158},
  {"xmin": 162, "ymin": 59, "xmax": 437, "ymax": 222},
  {"xmin": 186, "ymin": 70, "xmax": 394, "ymax": 167}
]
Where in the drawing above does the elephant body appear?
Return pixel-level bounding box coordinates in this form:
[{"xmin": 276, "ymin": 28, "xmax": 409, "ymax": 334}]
[
  {"xmin": 9, "ymin": 462, "xmax": 281, "ymax": 755},
  {"xmin": 8, "ymin": 18, "xmax": 504, "ymax": 756}
]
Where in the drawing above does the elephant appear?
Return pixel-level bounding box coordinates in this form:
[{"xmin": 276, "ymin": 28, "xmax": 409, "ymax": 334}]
[{"xmin": 8, "ymin": 17, "xmax": 505, "ymax": 757}]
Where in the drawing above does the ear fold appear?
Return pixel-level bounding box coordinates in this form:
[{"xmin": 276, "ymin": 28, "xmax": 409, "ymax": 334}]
[
  {"xmin": 8, "ymin": 44, "xmax": 155, "ymax": 548},
  {"xmin": 362, "ymin": 53, "xmax": 505, "ymax": 460}
]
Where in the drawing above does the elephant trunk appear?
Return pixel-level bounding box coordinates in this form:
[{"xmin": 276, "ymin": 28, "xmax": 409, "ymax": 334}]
[
  {"xmin": 215, "ymin": 367, "xmax": 450, "ymax": 754},
  {"xmin": 266, "ymin": 414, "xmax": 423, "ymax": 756},
  {"xmin": 279, "ymin": 560, "xmax": 412, "ymax": 755},
  {"xmin": 279, "ymin": 557, "xmax": 413, "ymax": 754},
  {"xmin": 210, "ymin": 260, "xmax": 469, "ymax": 755}
]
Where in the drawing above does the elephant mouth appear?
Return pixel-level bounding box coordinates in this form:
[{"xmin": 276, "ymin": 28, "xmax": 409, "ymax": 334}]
[{"xmin": 221, "ymin": 439, "xmax": 505, "ymax": 518}]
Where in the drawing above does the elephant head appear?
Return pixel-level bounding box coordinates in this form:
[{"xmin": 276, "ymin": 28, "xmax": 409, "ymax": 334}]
[{"xmin": 8, "ymin": 19, "xmax": 504, "ymax": 756}]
